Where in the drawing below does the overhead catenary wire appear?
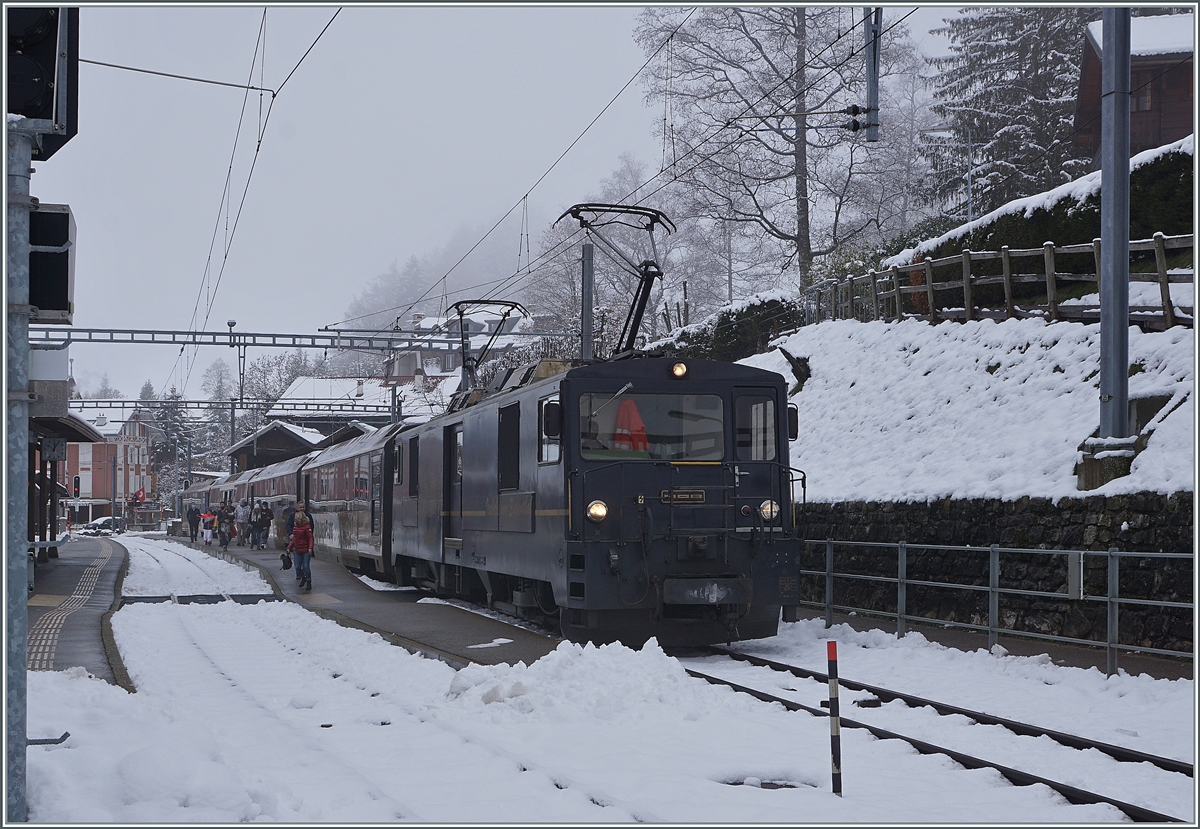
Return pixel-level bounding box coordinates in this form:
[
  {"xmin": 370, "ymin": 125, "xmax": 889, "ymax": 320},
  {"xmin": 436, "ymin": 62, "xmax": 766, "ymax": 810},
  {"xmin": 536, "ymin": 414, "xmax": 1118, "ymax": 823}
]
[
  {"xmin": 162, "ymin": 8, "xmax": 341, "ymax": 398},
  {"xmin": 327, "ymin": 7, "xmax": 699, "ymax": 334}
]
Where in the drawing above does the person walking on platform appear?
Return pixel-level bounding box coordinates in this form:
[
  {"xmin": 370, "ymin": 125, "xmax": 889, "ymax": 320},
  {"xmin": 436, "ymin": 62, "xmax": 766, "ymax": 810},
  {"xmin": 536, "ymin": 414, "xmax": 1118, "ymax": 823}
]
[
  {"xmin": 253, "ymin": 501, "xmax": 273, "ymax": 550},
  {"xmin": 287, "ymin": 501, "xmax": 315, "ymax": 591},
  {"xmin": 187, "ymin": 505, "xmax": 201, "ymax": 542},
  {"xmin": 200, "ymin": 508, "xmax": 215, "ymax": 546},
  {"xmin": 234, "ymin": 500, "xmax": 251, "ymax": 547},
  {"xmin": 217, "ymin": 503, "xmax": 234, "ymax": 551}
]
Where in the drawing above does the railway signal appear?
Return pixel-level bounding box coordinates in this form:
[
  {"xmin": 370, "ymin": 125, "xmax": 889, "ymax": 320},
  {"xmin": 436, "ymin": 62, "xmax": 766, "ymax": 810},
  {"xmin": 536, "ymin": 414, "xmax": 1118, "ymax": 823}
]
[{"xmin": 6, "ymin": 7, "xmax": 79, "ymax": 161}]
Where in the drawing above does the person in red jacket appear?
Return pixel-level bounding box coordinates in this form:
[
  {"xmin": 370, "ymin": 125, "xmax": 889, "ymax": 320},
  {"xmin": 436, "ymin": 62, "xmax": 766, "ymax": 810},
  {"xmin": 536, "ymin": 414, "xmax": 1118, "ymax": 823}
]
[{"xmin": 288, "ymin": 501, "xmax": 315, "ymax": 591}]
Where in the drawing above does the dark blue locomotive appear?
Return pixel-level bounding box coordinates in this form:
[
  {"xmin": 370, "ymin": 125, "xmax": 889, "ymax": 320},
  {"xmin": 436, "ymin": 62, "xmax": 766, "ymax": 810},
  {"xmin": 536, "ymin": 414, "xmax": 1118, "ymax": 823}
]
[{"xmin": 200, "ymin": 205, "xmax": 805, "ymax": 646}]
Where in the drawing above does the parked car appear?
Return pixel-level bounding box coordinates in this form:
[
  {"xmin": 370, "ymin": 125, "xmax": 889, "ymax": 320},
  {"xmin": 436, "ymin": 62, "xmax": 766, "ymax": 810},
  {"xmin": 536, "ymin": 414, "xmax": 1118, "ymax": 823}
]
[{"xmin": 81, "ymin": 516, "xmax": 126, "ymax": 534}]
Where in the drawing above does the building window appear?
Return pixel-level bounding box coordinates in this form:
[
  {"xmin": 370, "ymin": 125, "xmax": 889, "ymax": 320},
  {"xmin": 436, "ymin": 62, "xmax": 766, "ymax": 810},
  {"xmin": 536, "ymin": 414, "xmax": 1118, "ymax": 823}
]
[
  {"xmin": 1132, "ymin": 70, "xmax": 1153, "ymax": 111},
  {"xmin": 498, "ymin": 403, "xmax": 520, "ymax": 490}
]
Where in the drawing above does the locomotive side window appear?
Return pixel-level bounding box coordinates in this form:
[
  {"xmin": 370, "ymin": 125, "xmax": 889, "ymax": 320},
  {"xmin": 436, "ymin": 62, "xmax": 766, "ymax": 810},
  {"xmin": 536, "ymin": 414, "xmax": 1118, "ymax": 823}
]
[
  {"xmin": 498, "ymin": 402, "xmax": 520, "ymax": 490},
  {"xmin": 408, "ymin": 436, "xmax": 419, "ymax": 497},
  {"xmin": 735, "ymin": 395, "xmax": 777, "ymax": 461},
  {"xmin": 538, "ymin": 396, "xmax": 561, "ymax": 464},
  {"xmin": 578, "ymin": 393, "xmax": 724, "ymax": 461},
  {"xmin": 393, "ymin": 443, "xmax": 403, "ymax": 485}
]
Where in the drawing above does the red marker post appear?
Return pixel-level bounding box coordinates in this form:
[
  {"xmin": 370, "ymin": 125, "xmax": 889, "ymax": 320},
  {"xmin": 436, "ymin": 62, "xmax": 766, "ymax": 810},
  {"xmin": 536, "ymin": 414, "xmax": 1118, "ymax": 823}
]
[{"xmin": 827, "ymin": 640, "xmax": 842, "ymax": 796}]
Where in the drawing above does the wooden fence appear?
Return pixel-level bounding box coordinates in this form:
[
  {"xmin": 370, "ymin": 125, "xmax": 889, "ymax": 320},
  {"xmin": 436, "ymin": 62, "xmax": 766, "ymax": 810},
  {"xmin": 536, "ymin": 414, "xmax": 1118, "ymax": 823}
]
[{"xmin": 806, "ymin": 232, "xmax": 1194, "ymax": 330}]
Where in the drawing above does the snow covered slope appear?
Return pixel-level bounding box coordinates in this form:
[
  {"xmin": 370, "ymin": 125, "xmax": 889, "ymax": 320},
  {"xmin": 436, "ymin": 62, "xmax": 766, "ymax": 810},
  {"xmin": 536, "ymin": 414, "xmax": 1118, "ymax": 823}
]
[{"xmin": 741, "ymin": 318, "xmax": 1193, "ymax": 503}]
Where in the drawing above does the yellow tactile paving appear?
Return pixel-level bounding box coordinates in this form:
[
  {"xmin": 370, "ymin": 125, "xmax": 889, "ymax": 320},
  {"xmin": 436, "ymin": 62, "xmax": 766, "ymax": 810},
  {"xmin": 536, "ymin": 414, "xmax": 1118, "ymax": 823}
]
[{"xmin": 27, "ymin": 540, "xmax": 113, "ymax": 671}]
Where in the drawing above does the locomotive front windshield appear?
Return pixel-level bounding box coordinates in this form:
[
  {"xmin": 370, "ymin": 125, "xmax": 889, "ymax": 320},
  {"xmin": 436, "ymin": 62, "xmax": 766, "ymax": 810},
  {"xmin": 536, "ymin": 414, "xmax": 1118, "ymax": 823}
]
[{"xmin": 578, "ymin": 392, "xmax": 724, "ymax": 461}]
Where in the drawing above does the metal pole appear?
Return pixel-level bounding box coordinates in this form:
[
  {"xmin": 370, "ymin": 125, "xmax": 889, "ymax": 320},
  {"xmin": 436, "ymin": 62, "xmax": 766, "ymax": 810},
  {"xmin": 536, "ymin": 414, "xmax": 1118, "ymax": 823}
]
[
  {"xmin": 581, "ymin": 241, "xmax": 594, "ymax": 361},
  {"xmin": 229, "ymin": 399, "xmax": 236, "ymax": 473},
  {"xmin": 6, "ymin": 126, "xmax": 34, "ymax": 823},
  {"xmin": 825, "ymin": 538, "xmax": 834, "ymax": 628},
  {"xmin": 1099, "ymin": 8, "xmax": 1131, "ymax": 439},
  {"xmin": 826, "ymin": 641, "xmax": 843, "ymax": 796},
  {"xmin": 863, "ymin": 7, "xmax": 881, "ymax": 142},
  {"xmin": 1107, "ymin": 548, "xmax": 1120, "ymax": 676},
  {"xmin": 896, "ymin": 541, "xmax": 906, "ymax": 638},
  {"xmin": 988, "ymin": 544, "xmax": 999, "ymax": 651}
]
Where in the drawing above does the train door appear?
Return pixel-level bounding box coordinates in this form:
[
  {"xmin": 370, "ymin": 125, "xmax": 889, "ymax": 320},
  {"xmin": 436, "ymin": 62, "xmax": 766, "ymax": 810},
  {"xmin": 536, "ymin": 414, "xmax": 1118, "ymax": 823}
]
[
  {"xmin": 732, "ymin": 388, "xmax": 783, "ymax": 523},
  {"xmin": 370, "ymin": 453, "xmax": 382, "ymax": 536},
  {"xmin": 444, "ymin": 424, "xmax": 463, "ymax": 540}
]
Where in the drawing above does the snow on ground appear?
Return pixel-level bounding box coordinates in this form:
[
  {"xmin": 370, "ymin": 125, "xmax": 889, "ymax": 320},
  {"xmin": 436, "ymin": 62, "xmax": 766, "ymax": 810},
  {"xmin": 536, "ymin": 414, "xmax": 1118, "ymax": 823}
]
[
  {"xmin": 742, "ymin": 318, "xmax": 1194, "ymax": 502},
  {"xmin": 26, "ymin": 535, "xmax": 1195, "ymax": 823},
  {"xmin": 1061, "ymin": 277, "xmax": 1194, "ymax": 310}
]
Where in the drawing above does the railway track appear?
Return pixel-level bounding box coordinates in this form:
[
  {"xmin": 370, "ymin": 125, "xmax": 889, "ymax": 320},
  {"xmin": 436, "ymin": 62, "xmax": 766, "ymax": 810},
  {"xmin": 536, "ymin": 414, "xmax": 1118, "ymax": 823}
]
[{"xmin": 684, "ymin": 646, "xmax": 1191, "ymax": 823}]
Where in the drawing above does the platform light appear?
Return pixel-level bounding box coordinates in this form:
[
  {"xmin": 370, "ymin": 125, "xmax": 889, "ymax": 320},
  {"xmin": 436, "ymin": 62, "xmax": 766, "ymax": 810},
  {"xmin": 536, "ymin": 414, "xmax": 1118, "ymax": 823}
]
[
  {"xmin": 586, "ymin": 500, "xmax": 608, "ymax": 522},
  {"xmin": 671, "ymin": 361, "xmax": 688, "ymax": 378}
]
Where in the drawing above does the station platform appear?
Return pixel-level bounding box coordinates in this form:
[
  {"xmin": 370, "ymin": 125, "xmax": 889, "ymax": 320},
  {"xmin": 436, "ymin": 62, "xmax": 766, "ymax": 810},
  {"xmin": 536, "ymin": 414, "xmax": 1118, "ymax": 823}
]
[{"xmin": 26, "ymin": 534, "xmax": 1191, "ymax": 688}]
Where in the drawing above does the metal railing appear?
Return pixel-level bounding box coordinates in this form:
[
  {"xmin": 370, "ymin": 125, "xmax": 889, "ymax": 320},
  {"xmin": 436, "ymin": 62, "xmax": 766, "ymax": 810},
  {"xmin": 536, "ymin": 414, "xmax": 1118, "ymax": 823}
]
[{"xmin": 799, "ymin": 539, "xmax": 1193, "ymax": 676}]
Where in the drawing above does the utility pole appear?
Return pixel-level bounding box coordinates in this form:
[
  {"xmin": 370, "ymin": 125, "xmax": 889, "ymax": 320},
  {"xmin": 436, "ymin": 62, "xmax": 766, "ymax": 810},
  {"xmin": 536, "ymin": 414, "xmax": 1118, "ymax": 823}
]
[
  {"xmin": 863, "ymin": 7, "xmax": 882, "ymax": 142},
  {"xmin": 229, "ymin": 399, "xmax": 237, "ymax": 473},
  {"xmin": 581, "ymin": 240, "xmax": 595, "ymax": 360},
  {"xmin": 1098, "ymin": 8, "xmax": 1131, "ymax": 442},
  {"xmin": 6, "ymin": 124, "xmax": 35, "ymax": 825}
]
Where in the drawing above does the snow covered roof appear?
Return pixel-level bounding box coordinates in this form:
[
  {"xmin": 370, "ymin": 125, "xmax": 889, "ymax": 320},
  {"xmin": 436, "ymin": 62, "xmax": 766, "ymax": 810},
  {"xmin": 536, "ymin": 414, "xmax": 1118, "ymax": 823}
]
[
  {"xmin": 68, "ymin": 402, "xmax": 159, "ymax": 438},
  {"xmin": 883, "ymin": 134, "xmax": 1194, "ymax": 268},
  {"xmin": 226, "ymin": 420, "xmax": 326, "ymax": 455},
  {"xmin": 1087, "ymin": 13, "xmax": 1194, "ymax": 57},
  {"xmin": 268, "ymin": 376, "xmax": 394, "ymax": 418}
]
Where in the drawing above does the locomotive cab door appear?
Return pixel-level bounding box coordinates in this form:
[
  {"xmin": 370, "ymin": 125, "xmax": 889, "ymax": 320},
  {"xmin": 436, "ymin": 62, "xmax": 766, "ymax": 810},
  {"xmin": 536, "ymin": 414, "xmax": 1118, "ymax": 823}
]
[{"xmin": 732, "ymin": 388, "xmax": 785, "ymax": 527}]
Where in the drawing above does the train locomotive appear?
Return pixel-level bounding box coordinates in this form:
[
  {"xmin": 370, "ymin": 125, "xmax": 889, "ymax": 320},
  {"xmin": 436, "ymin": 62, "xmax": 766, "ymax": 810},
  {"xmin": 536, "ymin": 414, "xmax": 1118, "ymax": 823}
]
[{"xmin": 199, "ymin": 204, "xmax": 805, "ymax": 646}]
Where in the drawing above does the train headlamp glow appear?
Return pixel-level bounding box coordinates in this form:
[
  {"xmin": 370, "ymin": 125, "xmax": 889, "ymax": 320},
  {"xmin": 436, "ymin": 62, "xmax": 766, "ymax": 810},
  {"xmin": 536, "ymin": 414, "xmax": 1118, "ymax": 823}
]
[
  {"xmin": 671, "ymin": 361, "xmax": 688, "ymax": 378},
  {"xmin": 586, "ymin": 500, "xmax": 609, "ymax": 522},
  {"xmin": 758, "ymin": 499, "xmax": 780, "ymax": 521}
]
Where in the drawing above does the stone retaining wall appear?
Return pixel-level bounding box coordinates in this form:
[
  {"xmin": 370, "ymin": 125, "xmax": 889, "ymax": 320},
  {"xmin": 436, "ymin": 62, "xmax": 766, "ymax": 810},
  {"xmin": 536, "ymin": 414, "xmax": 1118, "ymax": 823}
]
[{"xmin": 797, "ymin": 493, "xmax": 1193, "ymax": 654}]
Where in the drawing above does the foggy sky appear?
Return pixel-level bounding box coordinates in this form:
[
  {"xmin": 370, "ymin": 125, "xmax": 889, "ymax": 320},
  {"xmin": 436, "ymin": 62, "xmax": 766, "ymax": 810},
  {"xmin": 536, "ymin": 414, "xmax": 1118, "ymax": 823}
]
[{"xmin": 27, "ymin": 5, "xmax": 949, "ymax": 400}]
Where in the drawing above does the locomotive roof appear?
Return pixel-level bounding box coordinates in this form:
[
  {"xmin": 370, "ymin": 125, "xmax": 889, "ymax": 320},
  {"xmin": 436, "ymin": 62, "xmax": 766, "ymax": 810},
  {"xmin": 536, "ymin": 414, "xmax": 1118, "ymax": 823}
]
[{"xmin": 565, "ymin": 355, "xmax": 786, "ymax": 385}]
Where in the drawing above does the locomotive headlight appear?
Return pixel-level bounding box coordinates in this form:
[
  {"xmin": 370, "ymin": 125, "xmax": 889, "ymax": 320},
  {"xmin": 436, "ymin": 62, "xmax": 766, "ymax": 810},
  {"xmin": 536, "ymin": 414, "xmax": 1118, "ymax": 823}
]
[
  {"xmin": 671, "ymin": 361, "xmax": 688, "ymax": 378},
  {"xmin": 586, "ymin": 500, "xmax": 609, "ymax": 522},
  {"xmin": 758, "ymin": 499, "xmax": 780, "ymax": 521}
]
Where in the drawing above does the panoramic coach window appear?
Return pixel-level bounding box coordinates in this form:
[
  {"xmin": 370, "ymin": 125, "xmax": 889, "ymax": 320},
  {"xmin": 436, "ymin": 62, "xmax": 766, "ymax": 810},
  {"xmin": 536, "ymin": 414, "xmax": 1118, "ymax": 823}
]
[
  {"xmin": 408, "ymin": 436, "xmax": 419, "ymax": 497},
  {"xmin": 498, "ymin": 402, "xmax": 520, "ymax": 490},
  {"xmin": 538, "ymin": 396, "xmax": 560, "ymax": 464},
  {"xmin": 735, "ymin": 396, "xmax": 777, "ymax": 461}
]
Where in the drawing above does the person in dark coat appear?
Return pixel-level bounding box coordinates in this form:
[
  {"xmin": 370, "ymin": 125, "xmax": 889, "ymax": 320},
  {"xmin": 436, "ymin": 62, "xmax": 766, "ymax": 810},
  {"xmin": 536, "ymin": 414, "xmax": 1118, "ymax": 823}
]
[{"xmin": 187, "ymin": 505, "xmax": 201, "ymax": 542}]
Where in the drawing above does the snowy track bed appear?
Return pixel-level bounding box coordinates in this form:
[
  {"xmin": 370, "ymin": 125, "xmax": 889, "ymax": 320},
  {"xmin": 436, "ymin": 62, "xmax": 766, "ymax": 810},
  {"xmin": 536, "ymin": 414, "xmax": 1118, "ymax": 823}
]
[
  {"xmin": 683, "ymin": 652, "xmax": 1193, "ymax": 821},
  {"xmin": 25, "ymin": 536, "xmax": 1194, "ymax": 822},
  {"xmin": 118, "ymin": 535, "xmax": 272, "ymax": 598}
]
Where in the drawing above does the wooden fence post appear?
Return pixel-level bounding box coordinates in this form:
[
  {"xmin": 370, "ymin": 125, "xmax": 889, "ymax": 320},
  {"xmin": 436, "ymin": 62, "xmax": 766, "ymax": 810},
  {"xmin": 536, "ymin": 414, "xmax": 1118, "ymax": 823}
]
[
  {"xmin": 924, "ymin": 259, "xmax": 937, "ymax": 322},
  {"xmin": 1153, "ymin": 232, "xmax": 1176, "ymax": 328},
  {"xmin": 1001, "ymin": 246, "xmax": 1015, "ymax": 319},
  {"xmin": 961, "ymin": 250, "xmax": 973, "ymax": 321},
  {"xmin": 1043, "ymin": 241, "xmax": 1058, "ymax": 322},
  {"xmin": 868, "ymin": 269, "xmax": 880, "ymax": 320},
  {"xmin": 891, "ymin": 265, "xmax": 904, "ymax": 321}
]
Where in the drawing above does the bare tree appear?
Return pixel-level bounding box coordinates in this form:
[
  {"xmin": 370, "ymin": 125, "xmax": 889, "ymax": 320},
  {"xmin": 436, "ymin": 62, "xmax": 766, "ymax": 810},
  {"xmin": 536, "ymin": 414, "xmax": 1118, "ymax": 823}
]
[{"xmin": 636, "ymin": 7, "xmax": 918, "ymax": 288}]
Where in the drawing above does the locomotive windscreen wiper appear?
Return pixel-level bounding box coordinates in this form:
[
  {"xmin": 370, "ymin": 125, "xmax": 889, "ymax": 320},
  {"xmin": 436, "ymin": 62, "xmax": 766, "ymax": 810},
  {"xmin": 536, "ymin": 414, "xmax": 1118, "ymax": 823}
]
[{"xmin": 588, "ymin": 382, "xmax": 633, "ymax": 418}]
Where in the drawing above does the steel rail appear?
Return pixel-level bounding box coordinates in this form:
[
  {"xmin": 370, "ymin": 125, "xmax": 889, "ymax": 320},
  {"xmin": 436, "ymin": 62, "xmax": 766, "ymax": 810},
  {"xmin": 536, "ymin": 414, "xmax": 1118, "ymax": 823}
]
[
  {"xmin": 684, "ymin": 666, "xmax": 1185, "ymax": 823},
  {"xmin": 708, "ymin": 646, "xmax": 1193, "ymax": 777}
]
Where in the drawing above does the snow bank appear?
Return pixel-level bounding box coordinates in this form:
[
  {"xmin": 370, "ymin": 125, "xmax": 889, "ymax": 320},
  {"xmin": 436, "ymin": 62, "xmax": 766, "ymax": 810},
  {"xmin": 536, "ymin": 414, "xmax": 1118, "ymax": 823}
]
[{"xmin": 742, "ymin": 318, "xmax": 1193, "ymax": 502}]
